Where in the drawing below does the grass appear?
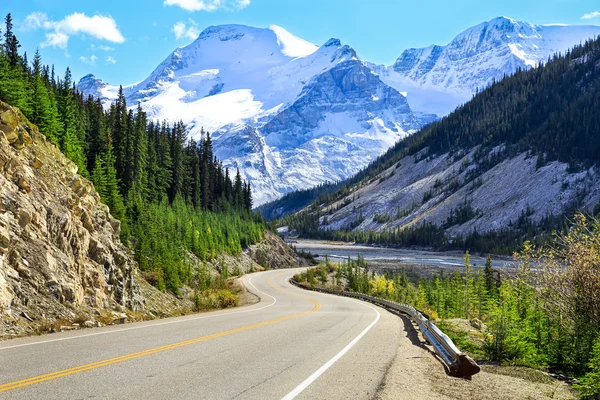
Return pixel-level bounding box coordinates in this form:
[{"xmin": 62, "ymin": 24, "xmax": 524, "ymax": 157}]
[{"xmin": 436, "ymin": 320, "xmax": 487, "ymax": 359}]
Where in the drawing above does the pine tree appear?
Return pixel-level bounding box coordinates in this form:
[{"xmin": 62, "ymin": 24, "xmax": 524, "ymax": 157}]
[
  {"xmin": 131, "ymin": 103, "xmax": 148, "ymax": 196},
  {"xmin": 29, "ymin": 49, "xmax": 53, "ymax": 138},
  {"xmin": 484, "ymin": 255, "xmax": 497, "ymax": 297},
  {"xmin": 58, "ymin": 68, "xmax": 88, "ymax": 176},
  {"xmin": 168, "ymin": 121, "xmax": 186, "ymax": 201},
  {"xmin": 92, "ymin": 132, "xmax": 127, "ymax": 235},
  {"xmin": 234, "ymin": 168, "xmax": 243, "ymax": 210},
  {"xmin": 112, "ymin": 86, "xmax": 129, "ymax": 190},
  {"xmin": 0, "ymin": 14, "xmax": 28, "ymax": 114},
  {"xmin": 156, "ymin": 120, "xmax": 172, "ymax": 200},
  {"xmin": 4, "ymin": 14, "xmax": 20, "ymax": 67}
]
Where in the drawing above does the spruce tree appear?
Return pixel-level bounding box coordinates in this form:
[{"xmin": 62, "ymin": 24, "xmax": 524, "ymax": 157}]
[
  {"xmin": 131, "ymin": 103, "xmax": 148, "ymax": 196},
  {"xmin": 58, "ymin": 67, "xmax": 88, "ymax": 176},
  {"xmin": 29, "ymin": 49, "xmax": 53, "ymax": 138},
  {"xmin": 4, "ymin": 14, "xmax": 20, "ymax": 67}
]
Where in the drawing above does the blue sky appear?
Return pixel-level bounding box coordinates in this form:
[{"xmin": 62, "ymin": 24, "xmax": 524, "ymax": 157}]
[{"xmin": 2, "ymin": 0, "xmax": 599, "ymax": 85}]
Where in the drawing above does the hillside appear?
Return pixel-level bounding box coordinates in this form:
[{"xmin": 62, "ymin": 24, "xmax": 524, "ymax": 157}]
[
  {"xmin": 0, "ymin": 100, "xmax": 307, "ymax": 339},
  {"xmin": 278, "ymin": 37, "xmax": 600, "ymax": 253},
  {"xmin": 0, "ymin": 18, "xmax": 305, "ymax": 338}
]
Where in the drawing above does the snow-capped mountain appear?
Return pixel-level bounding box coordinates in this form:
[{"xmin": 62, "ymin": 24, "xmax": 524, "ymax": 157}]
[
  {"xmin": 377, "ymin": 17, "xmax": 600, "ymax": 116},
  {"xmin": 78, "ymin": 19, "xmax": 600, "ymax": 205},
  {"xmin": 77, "ymin": 74, "xmax": 118, "ymax": 104},
  {"xmin": 78, "ymin": 25, "xmax": 419, "ymax": 205}
]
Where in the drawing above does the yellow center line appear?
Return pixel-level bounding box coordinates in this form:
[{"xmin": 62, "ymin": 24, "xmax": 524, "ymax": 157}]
[
  {"xmin": 266, "ymin": 272, "xmax": 321, "ymax": 312},
  {"xmin": 0, "ymin": 272, "xmax": 321, "ymax": 393}
]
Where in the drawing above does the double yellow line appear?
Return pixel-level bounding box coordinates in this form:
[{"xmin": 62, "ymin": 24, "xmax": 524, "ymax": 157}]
[{"xmin": 0, "ymin": 273, "xmax": 320, "ymax": 393}]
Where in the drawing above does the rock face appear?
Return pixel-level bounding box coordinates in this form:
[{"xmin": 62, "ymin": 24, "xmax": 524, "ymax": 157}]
[
  {"xmin": 0, "ymin": 101, "xmax": 142, "ymax": 337},
  {"xmin": 214, "ymin": 59, "xmax": 419, "ymax": 204},
  {"xmin": 317, "ymin": 149, "xmax": 600, "ymax": 239}
]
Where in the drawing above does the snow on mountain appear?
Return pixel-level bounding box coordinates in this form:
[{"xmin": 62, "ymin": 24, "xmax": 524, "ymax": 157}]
[
  {"xmin": 77, "ymin": 74, "xmax": 119, "ymax": 105},
  {"xmin": 77, "ymin": 18, "xmax": 600, "ymax": 205},
  {"xmin": 214, "ymin": 59, "xmax": 419, "ymax": 204},
  {"xmin": 377, "ymin": 17, "xmax": 600, "ymax": 116},
  {"xmin": 78, "ymin": 24, "xmax": 419, "ymax": 205}
]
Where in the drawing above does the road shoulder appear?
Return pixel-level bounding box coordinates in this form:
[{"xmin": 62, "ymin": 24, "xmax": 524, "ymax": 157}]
[{"xmin": 375, "ymin": 315, "xmax": 575, "ymax": 400}]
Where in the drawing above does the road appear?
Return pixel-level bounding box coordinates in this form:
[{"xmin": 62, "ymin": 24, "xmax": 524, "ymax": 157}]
[{"xmin": 0, "ymin": 269, "xmax": 405, "ymax": 400}]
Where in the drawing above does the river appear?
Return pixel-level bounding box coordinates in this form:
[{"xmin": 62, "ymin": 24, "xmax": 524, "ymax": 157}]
[{"xmin": 289, "ymin": 238, "xmax": 515, "ymax": 271}]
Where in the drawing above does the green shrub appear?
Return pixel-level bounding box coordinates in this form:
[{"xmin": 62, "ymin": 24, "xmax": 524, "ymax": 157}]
[{"xmin": 577, "ymin": 336, "xmax": 600, "ymax": 399}]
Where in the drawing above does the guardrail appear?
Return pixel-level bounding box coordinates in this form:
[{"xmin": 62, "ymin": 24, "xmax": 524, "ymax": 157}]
[{"xmin": 290, "ymin": 279, "xmax": 481, "ymax": 379}]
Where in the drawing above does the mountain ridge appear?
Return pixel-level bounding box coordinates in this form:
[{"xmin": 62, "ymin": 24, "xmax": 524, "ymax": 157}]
[
  {"xmin": 77, "ymin": 18, "xmax": 600, "ymax": 206},
  {"xmin": 275, "ymin": 36, "xmax": 600, "ymax": 254}
]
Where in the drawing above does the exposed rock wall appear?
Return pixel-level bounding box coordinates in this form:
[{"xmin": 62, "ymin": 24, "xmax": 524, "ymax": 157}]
[
  {"xmin": 320, "ymin": 147, "xmax": 600, "ymax": 238},
  {"xmin": 0, "ymin": 101, "xmax": 142, "ymax": 337}
]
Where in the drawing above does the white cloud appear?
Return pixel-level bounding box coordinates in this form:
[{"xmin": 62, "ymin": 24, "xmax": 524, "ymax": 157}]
[
  {"xmin": 106, "ymin": 56, "xmax": 117, "ymax": 64},
  {"xmin": 80, "ymin": 55, "xmax": 98, "ymax": 65},
  {"xmin": 25, "ymin": 12, "xmax": 125, "ymax": 49},
  {"xmin": 24, "ymin": 11, "xmax": 49, "ymax": 30},
  {"xmin": 164, "ymin": 0, "xmax": 250, "ymax": 12},
  {"xmin": 90, "ymin": 44, "xmax": 115, "ymax": 51},
  {"xmin": 173, "ymin": 20, "xmax": 200, "ymax": 40},
  {"xmin": 43, "ymin": 32, "xmax": 70, "ymax": 49},
  {"xmin": 581, "ymin": 11, "xmax": 600, "ymax": 20}
]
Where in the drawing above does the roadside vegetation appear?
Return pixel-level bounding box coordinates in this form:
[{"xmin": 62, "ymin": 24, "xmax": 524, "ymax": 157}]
[{"xmin": 294, "ymin": 215, "xmax": 600, "ymax": 399}]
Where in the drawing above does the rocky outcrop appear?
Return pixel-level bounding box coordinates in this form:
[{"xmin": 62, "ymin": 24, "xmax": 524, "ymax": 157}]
[
  {"xmin": 246, "ymin": 231, "xmax": 308, "ymax": 270},
  {"xmin": 0, "ymin": 101, "xmax": 142, "ymax": 338}
]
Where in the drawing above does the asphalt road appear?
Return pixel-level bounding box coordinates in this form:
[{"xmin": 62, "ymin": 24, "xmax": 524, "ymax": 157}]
[{"xmin": 0, "ymin": 269, "xmax": 404, "ymax": 400}]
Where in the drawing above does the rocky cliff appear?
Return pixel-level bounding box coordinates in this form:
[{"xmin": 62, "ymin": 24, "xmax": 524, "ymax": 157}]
[{"xmin": 0, "ymin": 101, "xmax": 142, "ymax": 338}]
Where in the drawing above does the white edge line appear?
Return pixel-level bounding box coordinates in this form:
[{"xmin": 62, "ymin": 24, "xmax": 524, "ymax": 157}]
[
  {"xmin": 281, "ymin": 298, "xmax": 381, "ymax": 400},
  {"xmin": 0, "ymin": 273, "xmax": 278, "ymax": 351}
]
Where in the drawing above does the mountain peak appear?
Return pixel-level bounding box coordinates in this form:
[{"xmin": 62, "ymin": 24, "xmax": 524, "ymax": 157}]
[
  {"xmin": 490, "ymin": 16, "xmax": 519, "ymax": 24},
  {"xmin": 324, "ymin": 38, "xmax": 342, "ymax": 47},
  {"xmin": 77, "ymin": 74, "xmax": 106, "ymax": 88},
  {"xmin": 197, "ymin": 24, "xmax": 256, "ymax": 41},
  {"xmin": 193, "ymin": 24, "xmax": 317, "ymax": 58}
]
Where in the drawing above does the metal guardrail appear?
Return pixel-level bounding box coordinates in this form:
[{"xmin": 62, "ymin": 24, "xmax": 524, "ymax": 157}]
[{"xmin": 290, "ymin": 279, "xmax": 481, "ymax": 379}]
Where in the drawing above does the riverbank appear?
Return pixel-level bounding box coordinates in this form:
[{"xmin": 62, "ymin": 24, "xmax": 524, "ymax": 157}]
[{"xmin": 289, "ymin": 238, "xmax": 514, "ymax": 277}]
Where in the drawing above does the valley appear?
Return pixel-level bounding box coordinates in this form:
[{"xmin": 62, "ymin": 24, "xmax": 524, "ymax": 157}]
[{"xmin": 1, "ymin": 3, "xmax": 600, "ymax": 399}]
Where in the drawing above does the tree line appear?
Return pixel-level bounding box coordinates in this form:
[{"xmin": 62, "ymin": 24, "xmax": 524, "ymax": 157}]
[{"xmin": 0, "ymin": 13, "xmax": 263, "ymax": 293}]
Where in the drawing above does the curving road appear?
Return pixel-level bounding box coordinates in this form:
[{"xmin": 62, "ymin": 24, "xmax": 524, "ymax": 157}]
[{"xmin": 0, "ymin": 269, "xmax": 406, "ymax": 400}]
